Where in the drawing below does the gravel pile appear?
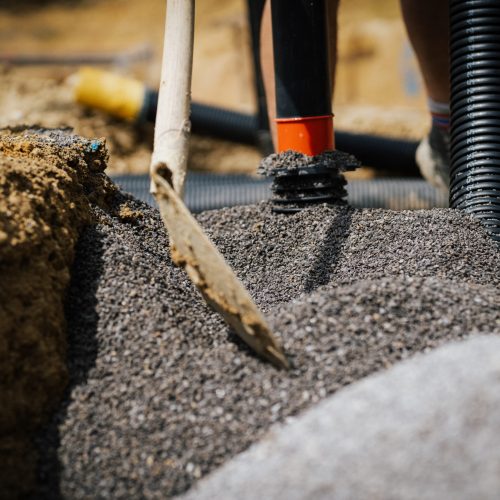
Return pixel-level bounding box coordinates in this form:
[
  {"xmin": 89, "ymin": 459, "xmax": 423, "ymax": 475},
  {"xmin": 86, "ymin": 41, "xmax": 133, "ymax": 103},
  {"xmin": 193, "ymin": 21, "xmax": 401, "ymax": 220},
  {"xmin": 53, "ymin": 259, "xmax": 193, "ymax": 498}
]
[
  {"xmin": 36, "ymin": 195, "xmax": 500, "ymax": 499},
  {"xmin": 182, "ymin": 336, "xmax": 500, "ymax": 500}
]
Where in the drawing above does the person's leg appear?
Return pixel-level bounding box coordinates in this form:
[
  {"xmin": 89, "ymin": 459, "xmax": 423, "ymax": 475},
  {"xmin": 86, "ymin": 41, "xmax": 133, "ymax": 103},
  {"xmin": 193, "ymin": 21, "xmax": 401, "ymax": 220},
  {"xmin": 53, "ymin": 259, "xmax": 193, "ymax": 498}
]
[
  {"xmin": 260, "ymin": 0, "xmax": 340, "ymax": 147},
  {"xmin": 400, "ymin": 0, "xmax": 450, "ymax": 103},
  {"xmin": 400, "ymin": 0, "xmax": 450, "ymax": 190}
]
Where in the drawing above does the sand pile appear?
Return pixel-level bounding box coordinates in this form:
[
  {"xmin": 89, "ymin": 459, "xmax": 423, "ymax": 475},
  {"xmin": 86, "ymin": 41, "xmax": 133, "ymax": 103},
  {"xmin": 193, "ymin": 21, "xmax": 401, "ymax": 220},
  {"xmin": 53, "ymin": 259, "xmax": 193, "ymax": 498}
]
[
  {"xmin": 0, "ymin": 127, "xmax": 117, "ymax": 497},
  {"xmin": 36, "ymin": 192, "xmax": 499, "ymax": 498}
]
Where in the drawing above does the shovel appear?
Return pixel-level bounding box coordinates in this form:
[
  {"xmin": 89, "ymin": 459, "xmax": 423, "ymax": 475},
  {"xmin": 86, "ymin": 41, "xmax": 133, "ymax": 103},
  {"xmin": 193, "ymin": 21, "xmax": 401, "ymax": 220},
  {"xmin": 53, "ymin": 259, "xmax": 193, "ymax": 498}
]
[{"xmin": 149, "ymin": 0, "xmax": 288, "ymax": 369}]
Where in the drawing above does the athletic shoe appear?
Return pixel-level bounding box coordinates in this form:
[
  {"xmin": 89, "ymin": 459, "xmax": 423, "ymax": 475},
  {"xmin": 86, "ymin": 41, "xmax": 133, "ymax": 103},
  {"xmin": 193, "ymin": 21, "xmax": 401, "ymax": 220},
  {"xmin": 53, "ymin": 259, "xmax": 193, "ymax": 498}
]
[{"xmin": 416, "ymin": 124, "xmax": 450, "ymax": 192}]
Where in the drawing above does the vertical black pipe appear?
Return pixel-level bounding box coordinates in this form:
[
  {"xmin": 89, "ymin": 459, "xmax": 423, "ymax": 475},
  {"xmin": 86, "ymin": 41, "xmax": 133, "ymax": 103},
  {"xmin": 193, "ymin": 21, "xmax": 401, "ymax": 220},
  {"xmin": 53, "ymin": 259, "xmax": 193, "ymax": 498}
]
[
  {"xmin": 449, "ymin": 0, "xmax": 500, "ymax": 243},
  {"xmin": 270, "ymin": 0, "xmax": 331, "ymax": 119}
]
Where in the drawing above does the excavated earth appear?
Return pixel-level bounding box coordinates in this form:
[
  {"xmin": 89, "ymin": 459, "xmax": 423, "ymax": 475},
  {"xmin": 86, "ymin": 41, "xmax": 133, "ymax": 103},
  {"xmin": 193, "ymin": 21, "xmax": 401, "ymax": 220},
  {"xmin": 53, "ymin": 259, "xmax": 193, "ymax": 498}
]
[
  {"xmin": 2, "ymin": 129, "xmax": 499, "ymax": 498},
  {"xmin": 0, "ymin": 127, "xmax": 129, "ymax": 497},
  {"xmin": 30, "ymin": 144, "xmax": 499, "ymax": 498}
]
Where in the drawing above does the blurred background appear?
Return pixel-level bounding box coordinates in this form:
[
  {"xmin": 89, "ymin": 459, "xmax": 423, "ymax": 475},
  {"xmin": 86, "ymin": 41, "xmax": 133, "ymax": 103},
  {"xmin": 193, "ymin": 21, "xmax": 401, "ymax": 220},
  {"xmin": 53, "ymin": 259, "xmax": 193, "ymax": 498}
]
[{"xmin": 0, "ymin": 0, "xmax": 429, "ymax": 176}]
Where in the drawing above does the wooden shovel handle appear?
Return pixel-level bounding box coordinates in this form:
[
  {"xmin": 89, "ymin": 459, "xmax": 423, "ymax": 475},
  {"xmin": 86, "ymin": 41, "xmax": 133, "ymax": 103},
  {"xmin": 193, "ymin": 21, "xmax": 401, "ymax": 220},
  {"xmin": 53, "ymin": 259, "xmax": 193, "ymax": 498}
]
[{"xmin": 150, "ymin": 0, "xmax": 195, "ymax": 197}]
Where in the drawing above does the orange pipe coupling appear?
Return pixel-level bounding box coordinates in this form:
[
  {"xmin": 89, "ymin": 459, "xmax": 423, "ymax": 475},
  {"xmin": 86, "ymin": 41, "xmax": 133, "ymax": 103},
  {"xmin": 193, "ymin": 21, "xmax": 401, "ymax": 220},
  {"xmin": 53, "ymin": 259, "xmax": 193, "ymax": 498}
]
[{"xmin": 276, "ymin": 114, "xmax": 334, "ymax": 156}]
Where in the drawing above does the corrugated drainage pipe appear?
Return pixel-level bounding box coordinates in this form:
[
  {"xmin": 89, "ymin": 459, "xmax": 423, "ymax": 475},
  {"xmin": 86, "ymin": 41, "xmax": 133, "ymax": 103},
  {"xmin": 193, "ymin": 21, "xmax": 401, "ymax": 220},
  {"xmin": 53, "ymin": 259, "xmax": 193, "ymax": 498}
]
[
  {"xmin": 449, "ymin": 0, "xmax": 500, "ymax": 242},
  {"xmin": 111, "ymin": 173, "xmax": 448, "ymax": 213}
]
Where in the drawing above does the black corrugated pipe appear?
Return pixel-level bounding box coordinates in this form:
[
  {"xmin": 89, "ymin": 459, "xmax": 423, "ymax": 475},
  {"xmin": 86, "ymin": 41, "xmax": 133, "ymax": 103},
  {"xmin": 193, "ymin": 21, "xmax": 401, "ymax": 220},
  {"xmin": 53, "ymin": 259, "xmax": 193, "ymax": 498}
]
[
  {"xmin": 112, "ymin": 174, "xmax": 448, "ymax": 212},
  {"xmin": 449, "ymin": 0, "xmax": 500, "ymax": 242}
]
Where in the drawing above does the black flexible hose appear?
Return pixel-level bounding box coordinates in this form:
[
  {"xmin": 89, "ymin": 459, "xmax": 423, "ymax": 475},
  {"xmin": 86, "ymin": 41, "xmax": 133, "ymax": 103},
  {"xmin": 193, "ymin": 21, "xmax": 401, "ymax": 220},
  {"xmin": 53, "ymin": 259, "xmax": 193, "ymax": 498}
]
[
  {"xmin": 449, "ymin": 0, "xmax": 500, "ymax": 242},
  {"xmin": 335, "ymin": 131, "xmax": 419, "ymax": 175},
  {"xmin": 190, "ymin": 103, "xmax": 260, "ymax": 145},
  {"xmin": 143, "ymin": 89, "xmax": 420, "ymax": 174},
  {"xmin": 143, "ymin": 90, "xmax": 259, "ymax": 145}
]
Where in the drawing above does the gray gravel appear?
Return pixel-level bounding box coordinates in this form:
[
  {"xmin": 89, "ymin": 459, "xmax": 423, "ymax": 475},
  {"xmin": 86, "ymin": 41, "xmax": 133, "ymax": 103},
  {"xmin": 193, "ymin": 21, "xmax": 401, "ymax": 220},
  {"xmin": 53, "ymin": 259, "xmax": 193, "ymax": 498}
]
[
  {"xmin": 258, "ymin": 149, "xmax": 359, "ymax": 174},
  {"xmin": 182, "ymin": 336, "xmax": 500, "ymax": 500},
  {"xmin": 36, "ymin": 196, "xmax": 500, "ymax": 499}
]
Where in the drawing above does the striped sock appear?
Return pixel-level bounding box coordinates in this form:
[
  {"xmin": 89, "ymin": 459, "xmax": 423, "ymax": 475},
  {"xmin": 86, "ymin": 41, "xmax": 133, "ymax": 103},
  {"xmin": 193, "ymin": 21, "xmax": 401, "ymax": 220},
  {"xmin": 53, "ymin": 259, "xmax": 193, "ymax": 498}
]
[{"xmin": 428, "ymin": 98, "xmax": 450, "ymax": 131}]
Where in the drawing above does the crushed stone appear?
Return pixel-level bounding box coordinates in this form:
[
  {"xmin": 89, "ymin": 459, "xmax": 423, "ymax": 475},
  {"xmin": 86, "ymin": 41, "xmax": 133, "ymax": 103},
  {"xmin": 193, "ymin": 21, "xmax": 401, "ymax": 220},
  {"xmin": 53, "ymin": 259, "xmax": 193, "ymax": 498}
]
[
  {"xmin": 181, "ymin": 336, "xmax": 500, "ymax": 500},
  {"xmin": 258, "ymin": 149, "xmax": 359, "ymax": 175},
  {"xmin": 36, "ymin": 196, "xmax": 500, "ymax": 499}
]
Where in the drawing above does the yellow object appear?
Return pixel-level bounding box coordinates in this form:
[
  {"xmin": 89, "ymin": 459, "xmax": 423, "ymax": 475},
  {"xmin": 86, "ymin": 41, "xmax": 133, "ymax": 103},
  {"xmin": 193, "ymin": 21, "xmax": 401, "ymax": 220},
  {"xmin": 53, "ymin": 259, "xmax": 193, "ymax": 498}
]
[{"xmin": 73, "ymin": 67, "xmax": 145, "ymax": 121}]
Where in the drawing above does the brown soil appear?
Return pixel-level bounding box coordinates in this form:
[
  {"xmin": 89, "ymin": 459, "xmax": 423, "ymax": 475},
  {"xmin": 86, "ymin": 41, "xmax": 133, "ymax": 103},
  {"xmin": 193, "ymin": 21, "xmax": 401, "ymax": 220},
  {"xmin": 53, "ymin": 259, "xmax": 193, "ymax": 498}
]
[{"xmin": 0, "ymin": 127, "xmax": 116, "ymax": 497}]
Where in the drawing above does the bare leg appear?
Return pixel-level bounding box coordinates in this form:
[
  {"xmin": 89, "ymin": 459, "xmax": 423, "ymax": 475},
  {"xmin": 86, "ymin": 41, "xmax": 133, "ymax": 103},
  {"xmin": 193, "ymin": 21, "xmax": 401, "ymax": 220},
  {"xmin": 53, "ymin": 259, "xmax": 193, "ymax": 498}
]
[
  {"xmin": 260, "ymin": 0, "xmax": 340, "ymax": 147},
  {"xmin": 401, "ymin": 0, "xmax": 450, "ymax": 190},
  {"xmin": 400, "ymin": 0, "xmax": 450, "ymax": 103}
]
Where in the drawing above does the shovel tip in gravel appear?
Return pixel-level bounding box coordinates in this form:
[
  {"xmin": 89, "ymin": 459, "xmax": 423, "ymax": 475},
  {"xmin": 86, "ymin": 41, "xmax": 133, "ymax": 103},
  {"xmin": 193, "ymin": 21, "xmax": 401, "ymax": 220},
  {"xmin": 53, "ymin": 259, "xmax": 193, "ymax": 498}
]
[
  {"xmin": 152, "ymin": 166, "xmax": 289, "ymax": 370},
  {"xmin": 150, "ymin": 0, "xmax": 288, "ymax": 370}
]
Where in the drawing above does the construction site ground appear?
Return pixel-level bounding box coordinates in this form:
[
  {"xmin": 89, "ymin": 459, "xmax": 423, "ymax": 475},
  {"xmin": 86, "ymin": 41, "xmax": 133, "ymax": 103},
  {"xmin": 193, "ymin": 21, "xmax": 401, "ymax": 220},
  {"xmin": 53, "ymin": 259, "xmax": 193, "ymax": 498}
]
[
  {"xmin": 1, "ymin": 127, "xmax": 498, "ymax": 498},
  {"xmin": 0, "ymin": 0, "xmax": 428, "ymax": 175},
  {"xmin": 4, "ymin": 2, "xmax": 500, "ymax": 499}
]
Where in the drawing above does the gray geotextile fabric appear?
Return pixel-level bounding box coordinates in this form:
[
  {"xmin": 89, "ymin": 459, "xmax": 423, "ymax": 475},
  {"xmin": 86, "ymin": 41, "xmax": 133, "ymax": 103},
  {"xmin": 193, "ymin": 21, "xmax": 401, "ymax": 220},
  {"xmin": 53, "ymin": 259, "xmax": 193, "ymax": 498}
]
[{"xmin": 183, "ymin": 336, "xmax": 500, "ymax": 500}]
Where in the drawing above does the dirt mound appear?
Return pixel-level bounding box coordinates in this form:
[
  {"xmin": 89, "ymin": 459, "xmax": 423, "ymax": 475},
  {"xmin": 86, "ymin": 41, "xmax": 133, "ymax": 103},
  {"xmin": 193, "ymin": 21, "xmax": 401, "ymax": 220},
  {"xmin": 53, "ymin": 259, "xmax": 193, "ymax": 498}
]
[
  {"xmin": 35, "ymin": 198, "xmax": 499, "ymax": 498},
  {"xmin": 2, "ymin": 129, "xmax": 496, "ymax": 499},
  {"xmin": 0, "ymin": 127, "xmax": 115, "ymax": 497}
]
